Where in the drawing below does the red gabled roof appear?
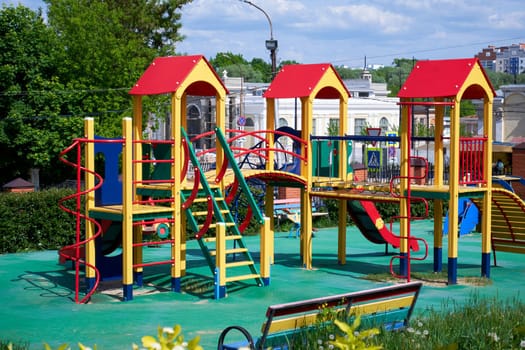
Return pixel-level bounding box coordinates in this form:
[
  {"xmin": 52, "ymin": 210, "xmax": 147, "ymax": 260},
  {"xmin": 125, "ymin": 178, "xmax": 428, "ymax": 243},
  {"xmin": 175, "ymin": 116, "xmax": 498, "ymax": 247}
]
[
  {"xmin": 2, "ymin": 177, "xmax": 33, "ymax": 189},
  {"xmin": 264, "ymin": 63, "xmax": 350, "ymax": 99},
  {"xmin": 129, "ymin": 55, "xmax": 228, "ymax": 96},
  {"xmin": 398, "ymin": 58, "xmax": 496, "ymax": 99}
]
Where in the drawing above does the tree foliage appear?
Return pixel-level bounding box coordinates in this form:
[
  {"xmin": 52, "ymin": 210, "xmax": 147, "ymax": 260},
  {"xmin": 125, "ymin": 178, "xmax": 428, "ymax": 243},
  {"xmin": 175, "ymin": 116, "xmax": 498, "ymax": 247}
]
[
  {"xmin": 334, "ymin": 65, "xmax": 362, "ymax": 80},
  {"xmin": 0, "ymin": 1, "xmax": 192, "ymax": 186},
  {"xmin": 0, "ymin": 5, "xmax": 73, "ymax": 185},
  {"xmin": 210, "ymin": 52, "xmax": 275, "ymax": 82}
]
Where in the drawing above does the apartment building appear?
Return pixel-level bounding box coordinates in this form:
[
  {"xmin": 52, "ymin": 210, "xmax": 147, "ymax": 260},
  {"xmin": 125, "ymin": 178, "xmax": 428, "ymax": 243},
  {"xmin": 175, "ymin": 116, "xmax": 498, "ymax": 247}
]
[{"xmin": 476, "ymin": 43, "xmax": 525, "ymax": 75}]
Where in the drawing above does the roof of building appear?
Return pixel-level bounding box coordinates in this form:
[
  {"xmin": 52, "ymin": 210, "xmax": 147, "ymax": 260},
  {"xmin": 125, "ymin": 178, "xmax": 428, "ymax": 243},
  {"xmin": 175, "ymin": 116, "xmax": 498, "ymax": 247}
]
[
  {"xmin": 129, "ymin": 55, "xmax": 228, "ymax": 96},
  {"xmin": 264, "ymin": 63, "xmax": 350, "ymax": 99},
  {"xmin": 3, "ymin": 177, "xmax": 34, "ymax": 189},
  {"xmin": 398, "ymin": 58, "xmax": 496, "ymax": 99},
  {"xmin": 513, "ymin": 142, "xmax": 525, "ymax": 150}
]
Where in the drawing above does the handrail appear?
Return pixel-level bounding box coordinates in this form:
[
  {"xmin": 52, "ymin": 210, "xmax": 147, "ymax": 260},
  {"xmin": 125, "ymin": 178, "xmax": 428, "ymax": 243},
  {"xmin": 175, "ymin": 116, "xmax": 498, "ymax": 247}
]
[
  {"xmin": 181, "ymin": 138, "xmax": 201, "ymax": 209},
  {"xmin": 215, "ymin": 127, "xmax": 265, "ymax": 224},
  {"xmin": 198, "ymin": 129, "xmax": 307, "ymax": 171},
  {"xmin": 387, "ymin": 155, "xmax": 430, "ymax": 281},
  {"xmin": 181, "ymin": 128, "xmax": 218, "ymax": 239},
  {"xmin": 58, "ymin": 138, "xmax": 103, "ymax": 303}
]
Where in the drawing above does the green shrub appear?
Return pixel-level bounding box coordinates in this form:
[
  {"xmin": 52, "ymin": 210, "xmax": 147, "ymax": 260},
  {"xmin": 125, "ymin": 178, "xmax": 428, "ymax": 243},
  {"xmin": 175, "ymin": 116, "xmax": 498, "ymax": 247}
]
[
  {"xmin": 0, "ymin": 339, "xmax": 29, "ymax": 349},
  {"xmin": 0, "ymin": 188, "xmax": 78, "ymax": 253}
]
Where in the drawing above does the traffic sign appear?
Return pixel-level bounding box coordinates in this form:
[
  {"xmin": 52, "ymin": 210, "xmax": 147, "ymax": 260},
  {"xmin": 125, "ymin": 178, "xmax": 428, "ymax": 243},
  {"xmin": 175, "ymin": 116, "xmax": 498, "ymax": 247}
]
[{"xmin": 237, "ymin": 116, "xmax": 246, "ymax": 127}]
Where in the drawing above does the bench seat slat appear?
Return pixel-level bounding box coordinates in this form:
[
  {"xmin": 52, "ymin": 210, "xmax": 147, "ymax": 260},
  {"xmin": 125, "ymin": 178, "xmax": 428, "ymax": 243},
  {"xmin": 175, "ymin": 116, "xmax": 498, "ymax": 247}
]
[{"xmin": 263, "ymin": 295, "xmax": 415, "ymax": 334}]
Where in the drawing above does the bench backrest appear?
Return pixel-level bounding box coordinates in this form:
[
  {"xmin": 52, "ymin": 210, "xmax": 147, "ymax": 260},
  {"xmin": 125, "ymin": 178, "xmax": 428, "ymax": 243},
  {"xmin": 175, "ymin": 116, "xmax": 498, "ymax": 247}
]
[{"xmin": 257, "ymin": 282, "xmax": 422, "ymax": 349}]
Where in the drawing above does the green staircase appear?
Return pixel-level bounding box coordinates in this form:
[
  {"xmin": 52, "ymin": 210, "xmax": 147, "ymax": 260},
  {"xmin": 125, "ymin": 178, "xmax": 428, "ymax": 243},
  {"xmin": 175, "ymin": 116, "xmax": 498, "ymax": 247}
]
[{"xmin": 181, "ymin": 128, "xmax": 264, "ymax": 287}]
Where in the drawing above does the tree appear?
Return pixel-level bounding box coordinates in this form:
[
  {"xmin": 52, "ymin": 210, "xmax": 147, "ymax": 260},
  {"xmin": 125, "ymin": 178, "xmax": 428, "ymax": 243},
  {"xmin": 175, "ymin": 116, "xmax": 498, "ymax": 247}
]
[
  {"xmin": 374, "ymin": 58, "xmax": 416, "ymax": 97},
  {"xmin": 485, "ymin": 70, "xmax": 517, "ymax": 89},
  {"xmin": 210, "ymin": 52, "xmax": 247, "ymax": 68},
  {"xmin": 44, "ymin": 0, "xmax": 193, "ymax": 136},
  {"xmin": 0, "ymin": 1, "xmax": 193, "ymax": 187},
  {"xmin": 210, "ymin": 53, "xmax": 272, "ymax": 83},
  {"xmin": 0, "ymin": 5, "xmax": 75, "ymax": 185},
  {"xmin": 107, "ymin": 0, "xmax": 191, "ymax": 55},
  {"xmin": 251, "ymin": 58, "xmax": 272, "ymax": 82},
  {"xmin": 334, "ymin": 65, "xmax": 361, "ymax": 80}
]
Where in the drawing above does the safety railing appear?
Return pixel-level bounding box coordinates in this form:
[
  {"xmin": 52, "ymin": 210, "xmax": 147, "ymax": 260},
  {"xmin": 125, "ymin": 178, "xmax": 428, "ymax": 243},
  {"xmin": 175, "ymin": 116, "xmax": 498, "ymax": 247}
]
[
  {"xmin": 191, "ymin": 129, "xmax": 307, "ymax": 174},
  {"xmin": 459, "ymin": 136, "xmax": 487, "ymax": 185}
]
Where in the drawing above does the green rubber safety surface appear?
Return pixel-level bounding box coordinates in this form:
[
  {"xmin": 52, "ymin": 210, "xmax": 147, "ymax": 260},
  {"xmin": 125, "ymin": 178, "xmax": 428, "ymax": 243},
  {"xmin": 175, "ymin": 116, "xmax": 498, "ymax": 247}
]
[{"xmin": 1, "ymin": 220, "xmax": 524, "ymax": 349}]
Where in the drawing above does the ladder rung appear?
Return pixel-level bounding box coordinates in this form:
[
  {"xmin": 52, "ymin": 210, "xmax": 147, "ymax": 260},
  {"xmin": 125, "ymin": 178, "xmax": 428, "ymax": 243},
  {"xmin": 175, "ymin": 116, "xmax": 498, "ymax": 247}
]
[
  {"xmin": 192, "ymin": 211, "xmax": 209, "ymax": 216},
  {"xmin": 192, "ymin": 198, "xmax": 208, "ymax": 203},
  {"xmin": 226, "ymin": 260, "xmax": 254, "ymax": 268},
  {"xmin": 209, "ymin": 247, "xmax": 248, "ymax": 256},
  {"xmin": 202, "ymin": 223, "xmax": 236, "ymax": 230},
  {"xmin": 202, "ymin": 234, "xmax": 242, "ymax": 243},
  {"xmin": 225, "ymin": 274, "xmax": 261, "ymax": 283},
  {"xmin": 227, "ymin": 247, "xmax": 248, "ymax": 254},
  {"xmin": 225, "ymin": 234, "xmax": 242, "ymax": 240}
]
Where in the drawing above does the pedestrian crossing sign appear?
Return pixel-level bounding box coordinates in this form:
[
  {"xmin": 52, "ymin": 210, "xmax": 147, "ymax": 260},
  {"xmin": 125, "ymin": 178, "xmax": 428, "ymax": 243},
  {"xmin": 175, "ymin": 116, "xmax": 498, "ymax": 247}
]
[{"xmin": 367, "ymin": 148, "xmax": 382, "ymax": 168}]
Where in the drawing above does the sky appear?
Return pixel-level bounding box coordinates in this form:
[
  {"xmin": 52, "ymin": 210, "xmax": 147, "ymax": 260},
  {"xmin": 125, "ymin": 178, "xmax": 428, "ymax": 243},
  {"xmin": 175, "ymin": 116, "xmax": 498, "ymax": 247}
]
[{"xmin": 6, "ymin": 0, "xmax": 525, "ymax": 68}]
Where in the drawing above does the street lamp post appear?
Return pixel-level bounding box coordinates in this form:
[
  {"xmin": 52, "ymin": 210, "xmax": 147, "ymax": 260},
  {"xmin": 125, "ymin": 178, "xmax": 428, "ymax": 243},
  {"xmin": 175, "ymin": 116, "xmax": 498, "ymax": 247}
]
[{"xmin": 240, "ymin": 0, "xmax": 278, "ymax": 78}]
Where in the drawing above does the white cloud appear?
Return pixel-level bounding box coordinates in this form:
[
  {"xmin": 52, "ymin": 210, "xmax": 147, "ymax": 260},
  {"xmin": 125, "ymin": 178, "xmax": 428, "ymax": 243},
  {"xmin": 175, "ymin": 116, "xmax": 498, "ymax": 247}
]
[
  {"xmin": 327, "ymin": 5, "xmax": 411, "ymax": 34},
  {"xmin": 488, "ymin": 12, "xmax": 525, "ymax": 29},
  {"xmin": 5, "ymin": 0, "xmax": 525, "ymax": 67},
  {"xmin": 393, "ymin": 0, "xmax": 465, "ymax": 10}
]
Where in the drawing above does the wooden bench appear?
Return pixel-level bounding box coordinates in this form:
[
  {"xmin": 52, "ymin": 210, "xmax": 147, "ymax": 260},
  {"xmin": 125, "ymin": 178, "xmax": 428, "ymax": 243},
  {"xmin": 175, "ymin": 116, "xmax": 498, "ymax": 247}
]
[
  {"xmin": 274, "ymin": 198, "xmax": 328, "ymax": 238},
  {"xmin": 217, "ymin": 282, "xmax": 423, "ymax": 350}
]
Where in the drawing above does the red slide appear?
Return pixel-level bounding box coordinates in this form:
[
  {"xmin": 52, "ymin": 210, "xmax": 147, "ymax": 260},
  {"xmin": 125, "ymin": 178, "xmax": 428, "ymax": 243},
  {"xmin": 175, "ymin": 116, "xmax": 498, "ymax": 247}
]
[{"xmin": 347, "ymin": 200, "xmax": 420, "ymax": 252}]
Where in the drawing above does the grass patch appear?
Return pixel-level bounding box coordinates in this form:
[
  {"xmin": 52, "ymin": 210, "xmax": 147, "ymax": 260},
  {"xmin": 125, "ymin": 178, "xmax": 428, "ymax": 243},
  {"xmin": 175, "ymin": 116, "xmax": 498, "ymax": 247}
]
[
  {"xmin": 0, "ymin": 340, "xmax": 29, "ymax": 350},
  {"xmin": 295, "ymin": 294, "xmax": 525, "ymax": 350},
  {"xmin": 374, "ymin": 294, "xmax": 525, "ymax": 349},
  {"xmin": 363, "ymin": 271, "xmax": 492, "ymax": 287}
]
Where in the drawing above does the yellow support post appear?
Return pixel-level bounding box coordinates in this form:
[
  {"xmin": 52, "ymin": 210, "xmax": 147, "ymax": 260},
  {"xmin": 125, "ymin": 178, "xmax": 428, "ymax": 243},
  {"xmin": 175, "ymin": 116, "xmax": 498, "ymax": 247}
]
[
  {"xmin": 84, "ymin": 117, "xmax": 96, "ymax": 291},
  {"xmin": 171, "ymin": 92, "xmax": 183, "ymax": 292},
  {"xmin": 266, "ymin": 98, "xmax": 276, "ymax": 172},
  {"xmin": 481, "ymin": 99, "xmax": 493, "ymax": 276},
  {"xmin": 122, "ymin": 117, "xmax": 134, "ymax": 300},
  {"xmin": 215, "ymin": 222, "xmax": 227, "ymax": 299},
  {"xmin": 433, "ymin": 101, "xmax": 445, "ymax": 272},
  {"xmin": 260, "ymin": 217, "xmax": 272, "ymax": 285},
  {"xmin": 399, "ymin": 101, "xmax": 410, "ymax": 277},
  {"xmin": 300, "ymin": 97, "xmax": 313, "ymax": 269},
  {"xmin": 265, "ymin": 186, "xmax": 275, "ymax": 264},
  {"xmin": 447, "ymin": 100, "xmax": 461, "ymax": 284},
  {"xmin": 338, "ymin": 90, "xmax": 349, "ymax": 265}
]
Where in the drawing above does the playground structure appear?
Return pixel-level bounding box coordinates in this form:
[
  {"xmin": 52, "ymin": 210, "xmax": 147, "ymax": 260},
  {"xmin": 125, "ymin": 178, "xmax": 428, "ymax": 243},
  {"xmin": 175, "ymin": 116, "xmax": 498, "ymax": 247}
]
[{"xmin": 58, "ymin": 55, "xmax": 516, "ymax": 303}]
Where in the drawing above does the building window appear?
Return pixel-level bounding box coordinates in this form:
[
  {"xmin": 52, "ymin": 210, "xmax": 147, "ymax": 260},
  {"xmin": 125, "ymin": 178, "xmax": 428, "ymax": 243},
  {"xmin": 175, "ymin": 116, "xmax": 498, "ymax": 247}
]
[
  {"xmin": 278, "ymin": 118, "xmax": 288, "ymax": 128},
  {"xmin": 328, "ymin": 119, "xmax": 339, "ymax": 135},
  {"xmin": 245, "ymin": 117, "xmax": 254, "ymax": 127},
  {"xmin": 355, "ymin": 118, "xmax": 366, "ymax": 135},
  {"xmin": 379, "ymin": 117, "xmax": 389, "ymax": 134},
  {"xmin": 187, "ymin": 105, "xmax": 200, "ymax": 120}
]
